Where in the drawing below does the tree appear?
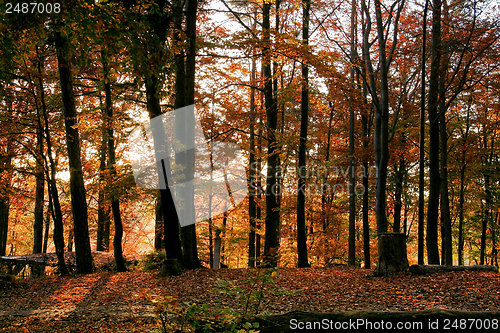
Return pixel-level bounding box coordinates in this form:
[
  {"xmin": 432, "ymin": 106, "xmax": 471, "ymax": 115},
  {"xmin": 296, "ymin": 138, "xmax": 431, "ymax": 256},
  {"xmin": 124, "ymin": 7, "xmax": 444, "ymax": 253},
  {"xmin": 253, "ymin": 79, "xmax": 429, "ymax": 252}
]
[
  {"xmin": 296, "ymin": 0, "xmax": 311, "ymax": 269},
  {"xmin": 137, "ymin": 0, "xmax": 184, "ymax": 265},
  {"xmin": 347, "ymin": 0, "xmax": 357, "ymax": 267},
  {"xmin": 54, "ymin": 29, "xmax": 93, "ymax": 274},
  {"xmin": 37, "ymin": 49, "xmax": 69, "ymax": 275},
  {"xmin": 418, "ymin": 0, "xmax": 429, "ymax": 266},
  {"xmin": 263, "ymin": 1, "xmax": 280, "ymax": 268},
  {"xmin": 96, "ymin": 113, "xmax": 110, "ymax": 252},
  {"xmin": 0, "ymin": 92, "xmax": 13, "ymax": 257},
  {"xmin": 171, "ymin": 0, "xmax": 202, "ymax": 269},
  {"xmin": 362, "ymin": 0, "xmax": 409, "ymax": 275},
  {"xmin": 248, "ymin": 47, "xmax": 258, "ymax": 268},
  {"xmin": 102, "ymin": 50, "xmax": 127, "ymax": 272}
]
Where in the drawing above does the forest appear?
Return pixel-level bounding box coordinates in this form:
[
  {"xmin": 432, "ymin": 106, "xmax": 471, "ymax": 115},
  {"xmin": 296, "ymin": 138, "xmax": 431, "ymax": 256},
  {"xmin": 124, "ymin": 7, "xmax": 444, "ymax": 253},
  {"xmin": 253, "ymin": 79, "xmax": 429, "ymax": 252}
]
[{"xmin": 0, "ymin": 0, "xmax": 500, "ymax": 331}]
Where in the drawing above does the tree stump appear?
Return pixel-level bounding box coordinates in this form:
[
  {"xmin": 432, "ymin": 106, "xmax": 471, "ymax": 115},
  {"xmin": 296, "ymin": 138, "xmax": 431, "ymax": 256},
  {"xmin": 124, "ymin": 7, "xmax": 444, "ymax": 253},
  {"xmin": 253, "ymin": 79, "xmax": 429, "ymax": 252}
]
[
  {"xmin": 373, "ymin": 233, "xmax": 409, "ymax": 277},
  {"xmin": 159, "ymin": 259, "xmax": 182, "ymax": 277}
]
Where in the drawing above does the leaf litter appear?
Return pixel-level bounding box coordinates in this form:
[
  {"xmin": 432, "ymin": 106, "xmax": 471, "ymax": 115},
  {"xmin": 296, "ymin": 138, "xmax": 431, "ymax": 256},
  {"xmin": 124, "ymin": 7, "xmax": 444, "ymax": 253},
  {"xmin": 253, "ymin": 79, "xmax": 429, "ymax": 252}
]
[{"xmin": 1, "ymin": 266, "xmax": 499, "ymax": 332}]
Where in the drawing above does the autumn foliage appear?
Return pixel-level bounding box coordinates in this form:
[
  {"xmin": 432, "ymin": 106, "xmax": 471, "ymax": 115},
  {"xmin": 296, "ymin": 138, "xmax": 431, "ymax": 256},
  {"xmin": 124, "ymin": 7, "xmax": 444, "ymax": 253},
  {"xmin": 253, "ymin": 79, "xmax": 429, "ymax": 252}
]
[{"xmin": 0, "ymin": 0, "xmax": 499, "ymax": 278}]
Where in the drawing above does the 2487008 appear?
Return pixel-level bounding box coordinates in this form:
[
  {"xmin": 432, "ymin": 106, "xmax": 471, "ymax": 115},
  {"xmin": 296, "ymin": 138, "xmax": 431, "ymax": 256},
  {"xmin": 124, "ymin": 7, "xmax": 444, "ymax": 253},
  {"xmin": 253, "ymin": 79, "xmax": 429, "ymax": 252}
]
[{"xmin": 5, "ymin": 2, "xmax": 61, "ymax": 14}]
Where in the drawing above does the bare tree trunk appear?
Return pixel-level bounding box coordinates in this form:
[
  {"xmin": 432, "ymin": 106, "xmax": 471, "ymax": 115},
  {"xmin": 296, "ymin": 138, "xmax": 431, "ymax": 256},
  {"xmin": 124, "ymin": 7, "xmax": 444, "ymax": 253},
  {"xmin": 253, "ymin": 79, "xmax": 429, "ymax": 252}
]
[
  {"xmin": 439, "ymin": 0, "xmax": 452, "ymax": 266},
  {"xmin": 102, "ymin": 50, "xmax": 127, "ymax": 272},
  {"xmin": 362, "ymin": 0, "xmax": 408, "ymax": 275},
  {"xmin": 42, "ymin": 209, "xmax": 50, "ymax": 254},
  {"xmin": 263, "ymin": 1, "xmax": 280, "ymax": 267},
  {"xmin": 56, "ymin": 32, "xmax": 93, "ymax": 274},
  {"xmin": 362, "ymin": 112, "xmax": 371, "ymax": 269},
  {"xmin": 248, "ymin": 54, "xmax": 257, "ymax": 268},
  {"xmin": 34, "ymin": 50, "xmax": 68, "ymax": 275},
  {"xmin": 347, "ymin": 0, "xmax": 357, "ymax": 267},
  {"xmin": 439, "ymin": 110, "xmax": 452, "ymax": 265},
  {"xmin": 33, "ymin": 127, "xmax": 44, "ymax": 255},
  {"xmin": 0, "ymin": 94, "xmax": 13, "ymax": 257},
  {"xmin": 145, "ymin": 72, "xmax": 183, "ymax": 264},
  {"xmin": 297, "ymin": 0, "xmax": 310, "ymax": 268},
  {"xmin": 96, "ymin": 106, "xmax": 109, "ymax": 252},
  {"xmin": 426, "ymin": 0, "xmax": 442, "ymax": 265},
  {"xmin": 154, "ymin": 195, "xmax": 163, "ymax": 251},
  {"xmin": 457, "ymin": 107, "xmax": 470, "ymax": 265},
  {"xmin": 418, "ymin": 0, "xmax": 429, "ymax": 265}
]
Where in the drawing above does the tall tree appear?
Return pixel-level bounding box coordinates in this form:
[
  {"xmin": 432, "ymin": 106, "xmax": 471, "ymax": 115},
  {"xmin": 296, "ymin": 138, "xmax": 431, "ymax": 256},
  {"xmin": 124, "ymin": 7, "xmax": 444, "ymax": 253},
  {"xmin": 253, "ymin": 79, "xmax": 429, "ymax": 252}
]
[
  {"xmin": 248, "ymin": 54, "xmax": 257, "ymax": 268},
  {"xmin": 362, "ymin": 0, "xmax": 408, "ymax": 275},
  {"xmin": 347, "ymin": 0, "xmax": 357, "ymax": 267},
  {"xmin": 426, "ymin": 0, "xmax": 443, "ymax": 265},
  {"xmin": 171, "ymin": 0, "xmax": 201, "ymax": 269},
  {"xmin": 96, "ymin": 113, "xmax": 110, "ymax": 252},
  {"xmin": 138, "ymin": 0, "xmax": 183, "ymax": 265},
  {"xmin": 102, "ymin": 50, "xmax": 127, "ymax": 272},
  {"xmin": 263, "ymin": 1, "xmax": 280, "ymax": 267},
  {"xmin": 54, "ymin": 30, "xmax": 93, "ymax": 274},
  {"xmin": 37, "ymin": 50, "xmax": 69, "ymax": 275},
  {"xmin": 418, "ymin": 0, "xmax": 429, "ymax": 266},
  {"xmin": 0, "ymin": 92, "xmax": 13, "ymax": 257},
  {"xmin": 297, "ymin": 0, "xmax": 311, "ymax": 268}
]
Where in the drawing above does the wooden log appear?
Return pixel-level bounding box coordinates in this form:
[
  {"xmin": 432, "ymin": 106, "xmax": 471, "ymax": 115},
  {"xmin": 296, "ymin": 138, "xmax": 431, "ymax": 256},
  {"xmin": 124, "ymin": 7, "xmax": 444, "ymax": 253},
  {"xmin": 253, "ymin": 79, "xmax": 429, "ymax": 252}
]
[
  {"xmin": 253, "ymin": 309, "xmax": 500, "ymax": 333},
  {"xmin": 410, "ymin": 264, "xmax": 498, "ymax": 275}
]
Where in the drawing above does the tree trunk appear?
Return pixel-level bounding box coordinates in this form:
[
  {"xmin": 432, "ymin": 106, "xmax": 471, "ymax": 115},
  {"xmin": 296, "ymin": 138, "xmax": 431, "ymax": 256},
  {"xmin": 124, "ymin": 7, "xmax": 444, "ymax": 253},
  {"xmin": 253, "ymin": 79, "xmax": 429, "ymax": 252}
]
[
  {"xmin": 297, "ymin": 0, "xmax": 310, "ymax": 269},
  {"xmin": 0, "ymin": 93, "xmax": 14, "ymax": 257},
  {"xmin": 33, "ymin": 126, "xmax": 44, "ymax": 256},
  {"xmin": 458, "ymin": 163, "xmax": 466, "ymax": 265},
  {"xmin": 438, "ymin": 1, "xmax": 452, "ymax": 265},
  {"xmin": 426, "ymin": 0, "xmax": 442, "ymax": 265},
  {"xmin": 56, "ymin": 32, "xmax": 93, "ymax": 274},
  {"xmin": 360, "ymin": 42, "xmax": 372, "ymax": 269},
  {"xmin": 102, "ymin": 51, "xmax": 127, "ymax": 272},
  {"xmin": 96, "ymin": 107, "xmax": 109, "ymax": 252},
  {"xmin": 145, "ymin": 72, "xmax": 183, "ymax": 265},
  {"xmin": 393, "ymin": 158, "xmax": 405, "ymax": 233},
  {"xmin": 143, "ymin": 1, "xmax": 184, "ymax": 266},
  {"xmin": 171, "ymin": 0, "xmax": 201, "ymax": 269},
  {"xmin": 373, "ymin": 233, "xmax": 409, "ymax": 276},
  {"xmin": 440, "ymin": 111, "xmax": 452, "ymax": 265},
  {"xmin": 0, "ymin": 142, "xmax": 11, "ymax": 257},
  {"xmin": 362, "ymin": 120, "xmax": 371, "ymax": 269},
  {"xmin": 42, "ymin": 209, "xmax": 50, "ymax": 254},
  {"xmin": 457, "ymin": 107, "xmax": 470, "ymax": 265},
  {"xmin": 418, "ymin": 0, "xmax": 428, "ymax": 265},
  {"xmin": 154, "ymin": 195, "xmax": 163, "ymax": 251},
  {"xmin": 373, "ymin": 0, "xmax": 391, "ymax": 236},
  {"xmin": 248, "ymin": 54, "xmax": 257, "ymax": 268},
  {"xmin": 263, "ymin": 1, "xmax": 280, "ymax": 267},
  {"xmin": 37, "ymin": 51, "xmax": 68, "ymax": 275},
  {"xmin": 347, "ymin": 0, "xmax": 357, "ymax": 267},
  {"xmin": 185, "ymin": 0, "xmax": 201, "ymax": 269},
  {"xmin": 481, "ymin": 173, "xmax": 491, "ymax": 265}
]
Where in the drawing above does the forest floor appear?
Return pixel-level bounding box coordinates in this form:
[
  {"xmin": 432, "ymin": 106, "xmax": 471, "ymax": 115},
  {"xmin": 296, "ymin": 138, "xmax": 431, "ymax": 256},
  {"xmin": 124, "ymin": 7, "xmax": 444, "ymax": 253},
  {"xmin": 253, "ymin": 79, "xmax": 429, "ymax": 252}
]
[{"xmin": 1, "ymin": 266, "xmax": 500, "ymax": 332}]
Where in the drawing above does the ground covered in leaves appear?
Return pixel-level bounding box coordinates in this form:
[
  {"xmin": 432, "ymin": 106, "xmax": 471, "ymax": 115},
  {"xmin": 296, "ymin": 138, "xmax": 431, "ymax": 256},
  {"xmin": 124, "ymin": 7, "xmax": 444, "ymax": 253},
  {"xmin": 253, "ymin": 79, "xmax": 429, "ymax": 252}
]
[{"xmin": 1, "ymin": 266, "xmax": 499, "ymax": 332}]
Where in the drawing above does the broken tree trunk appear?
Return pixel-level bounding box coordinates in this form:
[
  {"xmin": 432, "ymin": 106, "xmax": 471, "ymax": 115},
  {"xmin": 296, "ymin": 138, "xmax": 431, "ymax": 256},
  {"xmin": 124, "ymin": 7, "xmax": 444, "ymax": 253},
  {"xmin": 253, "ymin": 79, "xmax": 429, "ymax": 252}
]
[{"xmin": 373, "ymin": 233, "xmax": 409, "ymax": 276}]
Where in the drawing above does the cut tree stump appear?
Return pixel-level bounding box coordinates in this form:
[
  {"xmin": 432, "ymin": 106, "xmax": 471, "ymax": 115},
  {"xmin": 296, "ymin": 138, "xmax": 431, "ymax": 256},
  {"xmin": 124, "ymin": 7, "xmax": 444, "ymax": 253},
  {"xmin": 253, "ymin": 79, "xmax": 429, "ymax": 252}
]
[
  {"xmin": 373, "ymin": 233, "xmax": 409, "ymax": 277},
  {"xmin": 410, "ymin": 264, "xmax": 498, "ymax": 275},
  {"xmin": 160, "ymin": 259, "xmax": 182, "ymax": 277}
]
